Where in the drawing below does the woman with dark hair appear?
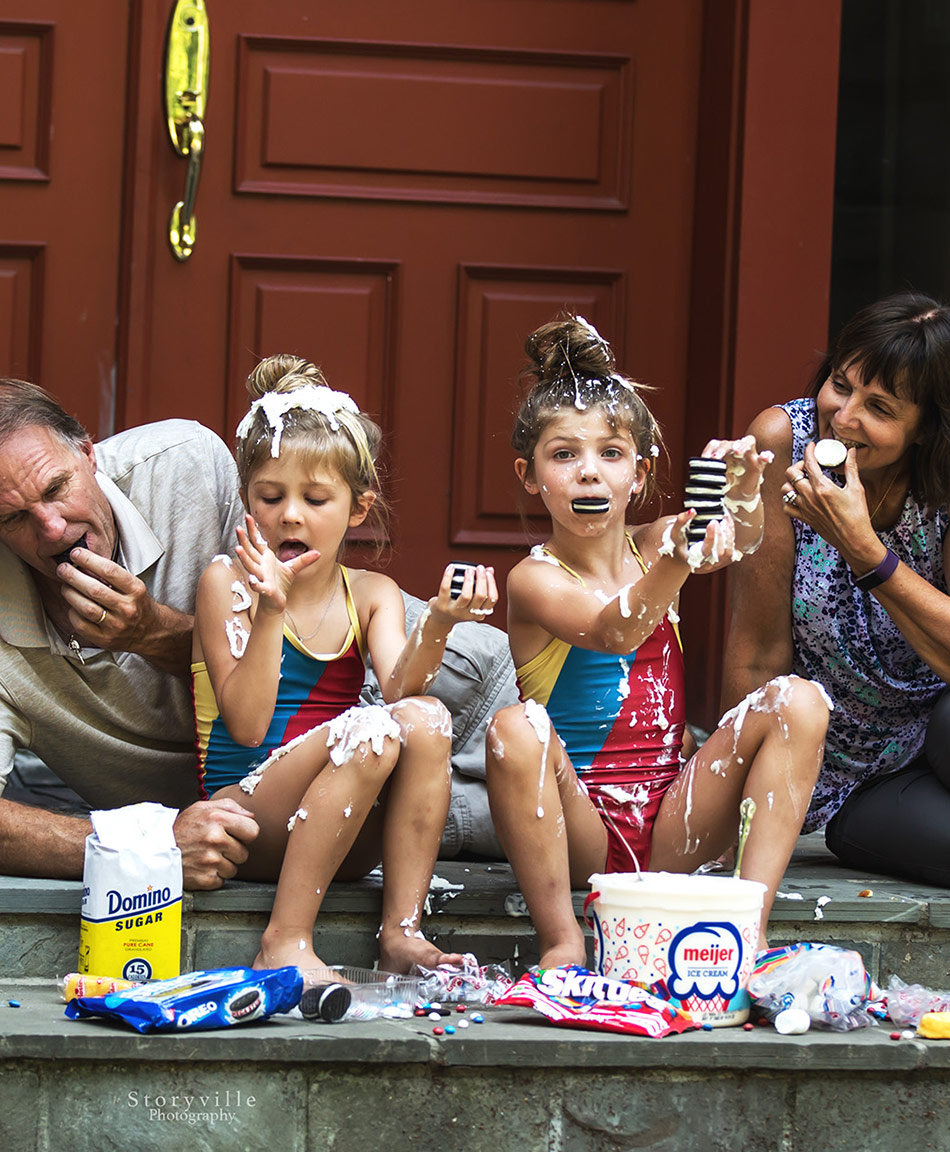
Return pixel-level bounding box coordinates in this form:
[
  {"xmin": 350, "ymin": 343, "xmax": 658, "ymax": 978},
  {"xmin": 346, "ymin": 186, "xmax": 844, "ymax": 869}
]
[{"xmin": 723, "ymin": 291, "xmax": 950, "ymax": 885}]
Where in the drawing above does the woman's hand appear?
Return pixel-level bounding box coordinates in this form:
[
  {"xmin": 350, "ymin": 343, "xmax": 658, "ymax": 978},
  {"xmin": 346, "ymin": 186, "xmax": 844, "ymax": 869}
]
[
  {"xmin": 234, "ymin": 514, "xmax": 319, "ymax": 616},
  {"xmin": 780, "ymin": 444, "xmax": 881, "ymax": 561}
]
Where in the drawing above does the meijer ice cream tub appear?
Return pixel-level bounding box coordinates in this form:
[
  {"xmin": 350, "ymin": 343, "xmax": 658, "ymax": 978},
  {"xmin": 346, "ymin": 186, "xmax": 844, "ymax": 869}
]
[
  {"xmin": 585, "ymin": 871, "xmax": 766, "ymax": 1027},
  {"xmin": 79, "ymin": 803, "xmax": 182, "ymax": 981}
]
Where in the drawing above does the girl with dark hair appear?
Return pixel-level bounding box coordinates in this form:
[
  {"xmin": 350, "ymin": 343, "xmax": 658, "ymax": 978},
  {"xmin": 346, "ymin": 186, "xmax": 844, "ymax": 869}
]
[
  {"xmin": 486, "ymin": 316, "xmax": 829, "ymax": 967},
  {"xmin": 723, "ymin": 291, "xmax": 950, "ymax": 885}
]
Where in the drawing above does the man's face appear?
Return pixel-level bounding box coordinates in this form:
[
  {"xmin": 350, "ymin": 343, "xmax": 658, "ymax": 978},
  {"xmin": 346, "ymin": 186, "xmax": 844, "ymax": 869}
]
[{"xmin": 0, "ymin": 426, "xmax": 116, "ymax": 578}]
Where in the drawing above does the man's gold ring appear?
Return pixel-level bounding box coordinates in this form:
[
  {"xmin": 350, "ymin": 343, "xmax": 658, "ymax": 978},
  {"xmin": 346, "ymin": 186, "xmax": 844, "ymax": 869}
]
[{"xmin": 97, "ymin": 607, "xmax": 107, "ymax": 624}]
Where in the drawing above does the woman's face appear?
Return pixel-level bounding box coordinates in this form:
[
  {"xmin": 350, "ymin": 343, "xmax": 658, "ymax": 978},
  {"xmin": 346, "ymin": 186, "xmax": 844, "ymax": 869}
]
[{"xmin": 815, "ymin": 360, "xmax": 923, "ymax": 474}]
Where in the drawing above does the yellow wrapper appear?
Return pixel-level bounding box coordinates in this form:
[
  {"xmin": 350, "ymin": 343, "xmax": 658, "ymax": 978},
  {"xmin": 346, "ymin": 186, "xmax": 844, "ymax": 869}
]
[{"xmin": 918, "ymin": 1011, "xmax": 950, "ymax": 1039}]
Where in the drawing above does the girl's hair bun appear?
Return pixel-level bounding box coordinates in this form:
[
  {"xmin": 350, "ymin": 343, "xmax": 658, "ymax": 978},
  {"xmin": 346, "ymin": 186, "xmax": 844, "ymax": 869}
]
[
  {"xmin": 246, "ymin": 354, "xmax": 328, "ymax": 400},
  {"xmin": 524, "ymin": 315, "xmax": 614, "ymax": 386}
]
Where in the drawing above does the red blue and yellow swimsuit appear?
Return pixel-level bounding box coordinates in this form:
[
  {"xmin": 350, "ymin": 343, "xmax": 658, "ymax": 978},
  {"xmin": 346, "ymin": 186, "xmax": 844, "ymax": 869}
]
[
  {"xmin": 192, "ymin": 565, "xmax": 365, "ymax": 795},
  {"xmin": 515, "ymin": 538, "xmax": 686, "ymax": 870}
]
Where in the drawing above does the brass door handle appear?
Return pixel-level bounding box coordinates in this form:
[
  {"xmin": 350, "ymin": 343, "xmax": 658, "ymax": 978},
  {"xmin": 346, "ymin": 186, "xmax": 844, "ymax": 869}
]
[{"xmin": 164, "ymin": 1, "xmax": 210, "ymax": 262}]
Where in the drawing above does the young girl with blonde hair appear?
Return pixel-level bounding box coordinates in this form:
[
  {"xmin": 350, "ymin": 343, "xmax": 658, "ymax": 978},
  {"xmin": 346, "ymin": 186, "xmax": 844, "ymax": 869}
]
[{"xmin": 193, "ymin": 354, "xmax": 497, "ymax": 974}]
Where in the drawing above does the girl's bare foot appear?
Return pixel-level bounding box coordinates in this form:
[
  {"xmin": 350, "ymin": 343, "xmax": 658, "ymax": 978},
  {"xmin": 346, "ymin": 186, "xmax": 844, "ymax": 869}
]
[
  {"xmin": 253, "ymin": 928, "xmax": 325, "ymax": 974},
  {"xmin": 536, "ymin": 939, "xmax": 589, "ymax": 971},
  {"xmin": 378, "ymin": 928, "xmax": 464, "ymax": 975}
]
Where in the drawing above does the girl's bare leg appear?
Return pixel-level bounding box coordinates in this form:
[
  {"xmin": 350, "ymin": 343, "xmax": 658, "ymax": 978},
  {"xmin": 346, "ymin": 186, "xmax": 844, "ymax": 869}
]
[
  {"xmin": 651, "ymin": 675, "xmax": 828, "ymax": 945},
  {"xmin": 486, "ymin": 703, "xmax": 608, "ymax": 969},
  {"xmin": 214, "ymin": 714, "xmax": 403, "ymax": 972},
  {"xmin": 375, "ymin": 697, "xmax": 466, "ymax": 974}
]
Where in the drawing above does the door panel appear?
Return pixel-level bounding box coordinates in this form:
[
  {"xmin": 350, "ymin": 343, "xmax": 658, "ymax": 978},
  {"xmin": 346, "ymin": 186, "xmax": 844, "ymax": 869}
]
[
  {"xmin": 124, "ymin": 0, "xmax": 702, "ymax": 602},
  {"xmin": 0, "ymin": 2, "xmax": 128, "ymax": 438}
]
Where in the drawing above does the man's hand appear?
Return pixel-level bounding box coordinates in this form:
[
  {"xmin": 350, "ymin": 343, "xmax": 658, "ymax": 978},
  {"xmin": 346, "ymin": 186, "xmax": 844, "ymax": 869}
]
[
  {"xmin": 57, "ymin": 546, "xmax": 193, "ymax": 676},
  {"xmin": 173, "ymin": 798, "xmax": 259, "ymax": 889}
]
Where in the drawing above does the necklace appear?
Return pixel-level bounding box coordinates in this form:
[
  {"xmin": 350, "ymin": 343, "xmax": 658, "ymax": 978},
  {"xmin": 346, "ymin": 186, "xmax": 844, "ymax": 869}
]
[
  {"xmin": 286, "ymin": 570, "xmax": 340, "ymax": 641},
  {"xmin": 868, "ymin": 470, "xmax": 901, "ymax": 525}
]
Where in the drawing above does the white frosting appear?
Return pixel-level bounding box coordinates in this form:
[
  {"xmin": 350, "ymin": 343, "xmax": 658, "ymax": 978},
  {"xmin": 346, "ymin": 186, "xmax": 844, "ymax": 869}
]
[{"xmin": 236, "ymin": 384, "xmax": 360, "ymax": 457}]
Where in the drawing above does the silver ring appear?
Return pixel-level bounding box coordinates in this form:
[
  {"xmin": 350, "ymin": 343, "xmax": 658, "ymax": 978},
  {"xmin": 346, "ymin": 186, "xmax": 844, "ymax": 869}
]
[
  {"xmin": 96, "ymin": 607, "xmax": 107, "ymax": 624},
  {"xmin": 791, "ymin": 472, "xmax": 806, "ymax": 487},
  {"xmin": 782, "ymin": 490, "xmax": 798, "ymax": 506}
]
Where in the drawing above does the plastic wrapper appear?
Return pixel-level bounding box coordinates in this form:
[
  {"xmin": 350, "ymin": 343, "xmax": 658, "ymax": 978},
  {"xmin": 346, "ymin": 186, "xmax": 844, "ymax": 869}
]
[
  {"xmin": 64, "ymin": 967, "xmax": 302, "ymax": 1033},
  {"xmin": 300, "ymin": 966, "xmax": 421, "ymax": 1020},
  {"xmin": 494, "ymin": 965, "xmax": 694, "ymax": 1038},
  {"xmin": 413, "ymin": 953, "xmax": 514, "ymax": 1005},
  {"xmin": 748, "ymin": 943, "xmax": 881, "ymax": 1031},
  {"xmin": 59, "ymin": 973, "xmax": 141, "ymax": 1002},
  {"xmin": 885, "ymin": 976, "xmax": 950, "ymax": 1028}
]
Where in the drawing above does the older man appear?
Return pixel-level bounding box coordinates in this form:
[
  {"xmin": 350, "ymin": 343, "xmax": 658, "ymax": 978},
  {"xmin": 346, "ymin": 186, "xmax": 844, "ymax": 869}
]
[{"xmin": 0, "ymin": 379, "xmax": 258, "ymax": 886}]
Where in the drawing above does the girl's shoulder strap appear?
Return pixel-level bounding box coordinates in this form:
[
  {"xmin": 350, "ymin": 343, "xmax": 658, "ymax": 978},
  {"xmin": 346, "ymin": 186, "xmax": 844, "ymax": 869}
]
[
  {"xmin": 625, "ymin": 530, "xmax": 649, "ymax": 576},
  {"xmin": 533, "ymin": 544, "xmax": 586, "ymax": 586},
  {"xmin": 339, "ymin": 565, "xmax": 365, "ymax": 658}
]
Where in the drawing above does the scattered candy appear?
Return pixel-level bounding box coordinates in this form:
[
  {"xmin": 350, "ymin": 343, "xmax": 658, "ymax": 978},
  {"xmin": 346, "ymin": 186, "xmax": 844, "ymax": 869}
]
[
  {"xmin": 702, "ymin": 1023, "xmax": 714, "ymax": 1031},
  {"xmin": 858, "ymin": 889, "xmax": 873, "ymax": 898},
  {"xmin": 455, "ymin": 1003, "xmax": 467, "ymax": 1012},
  {"xmin": 457, "ymin": 1018, "xmax": 470, "ymax": 1029},
  {"xmin": 472, "ymin": 1013, "xmax": 484, "ymax": 1024},
  {"xmin": 414, "ymin": 1008, "xmax": 427, "ymax": 1017},
  {"xmin": 432, "ymin": 1026, "xmax": 444, "ymax": 1035},
  {"xmin": 8, "ymin": 1000, "xmax": 20, "ymax": 1008},
  {"xmin": 901, "ymin": 1029, "xmax": 916, "ymax": 1040},
  {"xmin": 890, "ymin": 1032, "xmax": 902, "ymax": 1041},
  {"xmin": 743, "ymin": 1022, "xmax": 755, "ymax": 1031},
  {"xmin": 444, "ymin": 1024, "xmax": 456, "ymax": 1034},
  {"xmin": 428, "ymin": 1011, "xmax": 441, "ymax": 1021}
]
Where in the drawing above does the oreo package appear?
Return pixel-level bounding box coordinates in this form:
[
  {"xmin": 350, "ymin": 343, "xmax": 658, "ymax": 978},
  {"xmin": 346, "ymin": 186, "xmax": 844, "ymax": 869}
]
[{"xmin": 64, "ymin": 966, "xmax": 302, "ymax": 1033}]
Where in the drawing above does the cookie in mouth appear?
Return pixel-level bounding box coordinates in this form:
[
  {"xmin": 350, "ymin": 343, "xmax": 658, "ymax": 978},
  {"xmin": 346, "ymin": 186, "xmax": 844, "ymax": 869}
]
[
  {"xmin": 571, "ymin": 497, "xmax": 610, "ymax": 515},
  {"xmin": 52, "ymin": 533, "xmax": 88, "ymax": 566}
]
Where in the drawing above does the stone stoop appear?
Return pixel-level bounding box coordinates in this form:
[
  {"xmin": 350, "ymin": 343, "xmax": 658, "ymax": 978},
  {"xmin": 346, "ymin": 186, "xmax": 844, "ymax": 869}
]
[
  {"xmin": 2, "ymin": 980, "xmax": 950, "ymax": 1152},
  {"xmin": 2, "ymin": 835, "xmax": 950, "ymax": 1151},
  {"xmin": 1, "ymin": 836, "xmax": 949, "ymax": 986}
]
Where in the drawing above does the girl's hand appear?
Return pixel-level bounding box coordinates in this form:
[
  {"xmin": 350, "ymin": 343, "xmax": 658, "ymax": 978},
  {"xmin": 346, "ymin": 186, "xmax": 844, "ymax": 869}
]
[
  {"xmin": 689, "ymin": 511, "xmax": 738, "ymax": 573},
  {"xmin": 234, "ymin": 514, "xmax": 319, "ymax": 615},
  {"xmin": 780, "ymin": 443, "xmax": 877, "ymax": 555},
  {"xmin": 658, "ymin": 510, "xmax": 736, "ymax": 572},
  {"xmin": 702, "ymin": 434, "xmax": 772, "ymax": 500},
  {"xmin": 430, "ymin": 563, "xmax": 499, "ymax": 624}
]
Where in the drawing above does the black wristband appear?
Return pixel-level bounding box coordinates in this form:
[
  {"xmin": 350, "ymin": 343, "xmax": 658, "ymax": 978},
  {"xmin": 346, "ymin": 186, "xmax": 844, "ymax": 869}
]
[{"xmin": 852, "ymin": 547, "xmax": 899, "ymax": 592}]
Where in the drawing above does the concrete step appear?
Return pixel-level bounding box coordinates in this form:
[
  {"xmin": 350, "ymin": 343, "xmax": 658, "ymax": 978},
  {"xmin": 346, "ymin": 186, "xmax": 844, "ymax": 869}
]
[
  {"xmin": 2, "ymin": 977, "xmax": 950, "ymax": 1152},
  {"xmin": 2, "ymin": 834, "xmax": 950, "ymax": 1151},
  {"xmin": 2, "ymin": 835, "xmax": 949, "ymax": 987}
]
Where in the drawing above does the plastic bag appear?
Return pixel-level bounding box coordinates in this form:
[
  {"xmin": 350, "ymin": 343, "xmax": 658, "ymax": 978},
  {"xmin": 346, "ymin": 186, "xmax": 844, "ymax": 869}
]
[
  {"xmin": 885, "ymin": 976, "xmax": 950, "ymax": 1028},
  {"xmin": 414, "ymin": 953, "xmax": 513, "ymax": 1005},
  {"xmin": 748, "ymin": 943, "xmax": 880, "ymax": 1031}
]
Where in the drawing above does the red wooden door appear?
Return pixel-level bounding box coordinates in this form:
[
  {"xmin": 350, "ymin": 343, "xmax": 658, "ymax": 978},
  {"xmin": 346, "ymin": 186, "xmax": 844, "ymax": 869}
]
[
  {"xmin": 122, "ymin": 1, "xmax": 703, "ymax": 601},
  {"xmin": 0, "ymin": 0, "xmax": 128, "ymax": 438}
]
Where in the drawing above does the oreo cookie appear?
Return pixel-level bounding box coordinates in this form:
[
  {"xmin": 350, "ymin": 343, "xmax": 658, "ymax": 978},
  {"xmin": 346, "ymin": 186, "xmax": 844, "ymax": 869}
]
[
  {"xmin": 684, "ymin": 458, "xmax": 728, "ymax": 543},
  {"xmin": 52, "ymin": 532, "xmax": 88, "ymax": 566},
  {"xmin": 571, "ymin": 497, "xmax": 610, "ymax": 515},
  {"xmin": 300, "ymin": 982, "xmax": 352, "ymax": 1023},
  {"xmin": 450, "ymin": 563, "xmax": 478, "ymax": 599}
]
